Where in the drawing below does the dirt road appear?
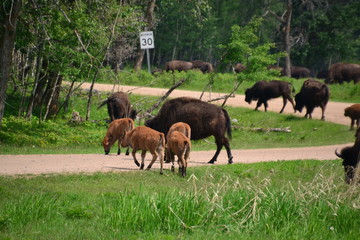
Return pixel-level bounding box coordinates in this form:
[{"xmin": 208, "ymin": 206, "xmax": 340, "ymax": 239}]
[{"xmin": 0, "ymin": 83, "xmax": 355, "ymax": 175}]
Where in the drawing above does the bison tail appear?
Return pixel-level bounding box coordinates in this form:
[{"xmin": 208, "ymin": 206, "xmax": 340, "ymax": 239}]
[
  {"xmin": 97, "ymin": 98, "xmax": 109, "ymax": 109},
  {"xmin": 222, "ymin": 109, "xmax": 232, "ymax": 140}
]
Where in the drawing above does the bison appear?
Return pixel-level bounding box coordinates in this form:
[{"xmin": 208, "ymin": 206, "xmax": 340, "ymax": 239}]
[
  {"xmin": 145, "ymin": 97, "xmax": 233, "ymax": 164},
  {"xmin": 287, "ymin": 66, "xmax": 311, "ymax": 79},
  {"xmin": 191, "ymin": 60, "xmax": 214, "ymax": 73},
  {"xmin": 165, "ymin": 122, "xmax": 191, "ymax": 163},
  {"xmin": 335, "ymin": 132, "xmax": 360, "ymax": 184},
  {"xmin": 344, "ymin": 104, "xmax": 360, "ymax": 130},
  {"xmin": 233, "ymin": 63, "xmax": 246, "ymax": 73},
  {"xmin": 98, "ymin": 92, "xmax": 137, "ymax": 122},
  {"xmin": 294, "ymin": 79, "xmax": 330, "ymax": 120},
  {"xmin": 121, "ymin": 126, "xmax": 165, "ymax": 174},
  {"xmin": 326, "ymin": 62, "xmax": 360, "ymax": 84},
  {"xmin": 167, "ymin": 131, "xmax": 191, "ymax": 177},
  {"xmin": 244, "ymin": 80, "xmax": 295, "ymax": 113},
  {"xmin": 102, "ymin": 118, "xmax": 134, "ymax": 155},
  {"xmin": 165, "ymin": 60, "xmax": 193, "ymax": 73}
]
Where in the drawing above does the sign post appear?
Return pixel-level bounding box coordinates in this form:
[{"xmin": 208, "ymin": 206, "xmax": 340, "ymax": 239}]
[{"xmin": 140, "ymin": 31, "xmax": 154, "ymax": 73}]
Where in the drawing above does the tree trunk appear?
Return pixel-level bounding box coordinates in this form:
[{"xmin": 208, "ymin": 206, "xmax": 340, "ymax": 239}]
[
  {"xmin": 134, "ymin": 0, "xmax": 156, "ymax": 71},
  {"xmin": 283, "ymin": 0, "xmax": 292, "ymax": 77},
  {"xmin": 0, "ymin": 0, "xmax": 22, "ymax": 127}
]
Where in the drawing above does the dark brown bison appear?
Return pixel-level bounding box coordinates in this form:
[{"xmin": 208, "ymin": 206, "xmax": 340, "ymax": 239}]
[
  {"xmin": 98, "ymin": 92, "xmax": 137, "ymax": 122},
  {"xmin": 335, "ymin": 131, "xmax": 360, "ymax": 184},
  {"xmin": 280, "ymin": 66, "xmax": 311, "ymax": 79},
  {"xmin": 316, "ymin": 69, "xmax": 329, "ymax": 79},
  {"xmin": 191, "ymin": 60, "xmax": 214, "ymax": 73},
  {"xmin": 326, "ymin": 62, "xmax": 360, "ymax": 84},
  {"xmin": 145, "ymin": 97, "xmax": 233, "ymax": 164},
  {"xmin": 244, "ymin": 80, "xmax": 295, "ymax": 113},
  {"xmin": 294, "ymin": 79, "xmax": 329, "ymax": 120},
  {"xmin": 344, "ymin": 104, "xmax": 360, "ymax": 130},
  {"xmin": 233, "ymin": 63, "xmax": 246, "ymax": 73},
  {"xmin": 165, "ymin": 60, "xmax": 194, "ymax": 73}
]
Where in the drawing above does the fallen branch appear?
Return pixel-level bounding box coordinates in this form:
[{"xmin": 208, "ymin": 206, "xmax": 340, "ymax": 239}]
[
  {"xmin": 138, "ymin": 78, "xmax": 187, "ymax": 119},
  {"xmin": 234, "ymin": 126, "xmax": 291, "ymax": 133},
  {"xmin": 207, "ymin": 94, "xmax": 235, "ymax": 103}
]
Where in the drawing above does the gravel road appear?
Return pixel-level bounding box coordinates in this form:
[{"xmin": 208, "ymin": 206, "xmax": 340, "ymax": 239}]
[{"xmin": 0, "ymin": 83, "xmax": 356, "ymax": 175}]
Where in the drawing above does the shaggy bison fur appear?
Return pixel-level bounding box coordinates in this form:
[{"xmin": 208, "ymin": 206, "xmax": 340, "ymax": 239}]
[{"xmin": 145, "ymin": 97, "xmax": 233, "ymax": 164}]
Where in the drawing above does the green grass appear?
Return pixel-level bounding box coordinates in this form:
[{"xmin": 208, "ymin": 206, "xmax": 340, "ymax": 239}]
[{"xmin": 0, "ymin": 160, "xmax": 359, "ymax": 239}]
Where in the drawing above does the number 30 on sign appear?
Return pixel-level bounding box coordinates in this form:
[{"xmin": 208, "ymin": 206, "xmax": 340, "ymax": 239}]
[{"xmin": 140, "ymin": 31, "xmax": 154, "ymax": 49}]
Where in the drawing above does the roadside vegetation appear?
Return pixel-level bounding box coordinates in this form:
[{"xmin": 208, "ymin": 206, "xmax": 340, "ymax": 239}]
[{"xmin": 0, "ymin": 160, "xmax": 359, "ymax": 239}]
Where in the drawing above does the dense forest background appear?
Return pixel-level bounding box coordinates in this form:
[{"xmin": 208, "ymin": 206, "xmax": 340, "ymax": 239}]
[{"xmin": 0, "ymin": 0, "xmax": 359, "ymax": 125}]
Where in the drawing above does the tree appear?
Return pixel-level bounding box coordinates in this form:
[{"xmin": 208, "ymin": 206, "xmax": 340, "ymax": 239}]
[{"xmin": 220, "ymin": 17, "xmax": 285, "ymax": 81}]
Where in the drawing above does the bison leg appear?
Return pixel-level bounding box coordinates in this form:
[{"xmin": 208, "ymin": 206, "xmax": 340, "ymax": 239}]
[
  {"xmin": 117, "ymin": 141, "xmax": 121, "ymax": 155},
  {"xmin": 140, "ymin": 150, "xmax": 147, "ymax": 170},
  {"xmin": 288, "ymin": 97, "xmax": 296, "ymax": 113},
  {"xmin": 280, "ymin": 97, "xmax": 288, "ymax": 113},
  {"xmin": 255, "ymin": 100, "xmax": 263, "ymax": 111},
  {"xmin": 131, "ymin": 150, "xmax": 140, "ymax": 168},
  {"xmin": 350, "ymin": 119, "xmax": 355, "ymax": 130},
  {"xmin": 320, "ymin": 105, "xmax": 326, "ymax": 121},
  {"xmin": 146, "ymin": 151, "xmax": 160, "ymax": 173},
  {"xmin": 125, "ymin": 147, "xmax": 130, "ymax": 155},
  {"xmin": 208, "ymin": 137, "xmax": 233, "ymax": 164},
  {"xmin": 356, "ymin": 119, "xmax": 359, "ymax": 129}
]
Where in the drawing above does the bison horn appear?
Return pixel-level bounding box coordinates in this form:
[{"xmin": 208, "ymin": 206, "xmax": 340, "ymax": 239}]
[{"xmin": 335, "ymin": 148, "xmax": 342, "ymax": 158}]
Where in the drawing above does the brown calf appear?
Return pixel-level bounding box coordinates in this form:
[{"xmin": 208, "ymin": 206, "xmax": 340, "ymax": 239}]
[
  {"xmin": 344, "ymin": 104, "xmax": 360, "ymax": 130},
  {"xmin": 167, "ymin": 131, "xmax": 191, "ymax": 177},
  {"xmin": 102, "ymin": 118, "xmax": 134, "ymax": 155},
  {"xmin": 121, "ymin": 126, "xmax": 165, "ymax": 174},
  {"xmin": 165, "ymin": 122, "xmax": 191, "ymax": 163}
]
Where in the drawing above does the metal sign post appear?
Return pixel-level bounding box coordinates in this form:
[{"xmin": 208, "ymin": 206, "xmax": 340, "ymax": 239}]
[{"xmin": 140, "ymin": 31, "xmax": 154, "ymax": 73}]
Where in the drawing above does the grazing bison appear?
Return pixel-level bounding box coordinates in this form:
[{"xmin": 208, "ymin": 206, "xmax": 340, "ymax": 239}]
[
  {"xmin": 295, "ymin": 79, "xmax": 329, "ymax": 120},
  {"xmin": 165, "ymin": 60, "xmax": 193, "ymax": 73},
  {"xmin": 102, "ymin": 118, "xmax": 134, "ymax": 155},
  {"xmin": 121, "ymin": 126, "xmax": 165, "ymax": 174},
  {"xmin": 335, "ymin": 132, "xmax": 360, "ymax": 184},
  {"xmin": 233, "ymin": 63, "xmax": 246, "ymax": 73},
  {"xmin": 279, "ymin": 66, "xmax": 311, "ymax": 79},
  {"xmin": 145, "ymin": 97, "xmax": 233, "ymax": 164},
  {"xmin": 244, "ymin": 80, "xmax": 295, "ymax": 113},
  {"xmin": 326, "ymin": 62, "xmax": 360, "ymax": 84},
  {"xmin": 191, "ymin": 60, "xmax": 214, "ymax": 73},
  {"xmin": 344, "ymin": 104, "xmax": 360, "ymax": 130},
  {"xmin": 167, "ymin": 131, "xmax": 191, "ymax": 177},
  {"xmin": 98, "ymin": 92, "xmax": 137, "ymax": 122}
]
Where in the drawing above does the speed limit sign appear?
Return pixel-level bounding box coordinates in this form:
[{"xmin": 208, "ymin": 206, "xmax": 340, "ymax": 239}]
[{"xmin": 140, "ymin": 31, "xmax": 154, "ymax": 49}]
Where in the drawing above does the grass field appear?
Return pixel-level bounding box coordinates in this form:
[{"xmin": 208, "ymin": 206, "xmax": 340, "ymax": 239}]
[{"xmin": 0, "ymin": 160, "xmax": 359, "ymax": 239}]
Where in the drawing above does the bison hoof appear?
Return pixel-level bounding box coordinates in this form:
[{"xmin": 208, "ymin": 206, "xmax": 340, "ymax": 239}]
[
  {"xmin": 208, "ymin": 160, "xmax": 216, "ymax": 164},
  {"xmin": 228, "ymin": 157, "xmax": 234, "ymax": 164}
]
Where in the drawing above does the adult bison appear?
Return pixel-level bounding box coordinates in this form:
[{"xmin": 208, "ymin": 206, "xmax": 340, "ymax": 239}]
[
  {"xmin": 145, "ymin": 97, "xmax": 233, "ymax": 164},
  {"xmin": 280, "ymin": 66, "xmax": 311, "ymax": 79},
  {"xmin": 294, "ymin": 79, "xmax": 329, "ymax": 120},
  {"xmin": 335, "ymin": 130, "xmax": 360, "ymax": 184},
  {"xmin": 244, "ymin": 80, "xmax": 295, "ymax": 113},
  {"xmin": 191, "ymin": 60, "xmax": 214, "ymax": 73},
  {"xmin": 98, "ymin": 92, "xmax": 137, "ymax": 122},
  {"xmin": 165, "ymin": 60, "xmax": 193, "ymax": 73},
  {"xmin": 326, "ymin": 62, "xmax": 360, "ymax": 84}
]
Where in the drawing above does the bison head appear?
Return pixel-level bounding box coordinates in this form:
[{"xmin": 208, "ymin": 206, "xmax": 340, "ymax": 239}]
[
  {"xmin": 335, "ymin": 147, "xmax": 359, "ymax": 184},
  {"xmin": 344, "ymin": 107, "xmax": 351, "ymax": 117},
  {"xmin": 102, "ymin": 136, "xmax": 112, "ymax": 155},
  {"xmin": 244, "ymin": 89, "xmax": 253, "ymax": 104},
  {"xmin": 294, "ymin": 93, "xmax": 305, "ymax": 113}
]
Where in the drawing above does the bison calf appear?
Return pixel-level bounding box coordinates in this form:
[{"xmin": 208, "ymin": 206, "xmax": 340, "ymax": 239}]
[
  {"xmin": 344, "ymin": 104, "xmax": 360, "ymax": 130},
  {"xmin": 121, "ymin": 126, "xmax": 165, "ymax": 174},
  {"xmin": 167, "ymin": 131, "xmax": 191, "ymax": 177},
  {"xmin": 102, "ymin": 118, "xmax": 134, "ymax": 155},
  {"xmin": 245, "ymin": 80, "xmax": 295, "ymax": 113},
  {"xmin": 295, "ymin": 79, "xmax": 329, "ymax": 120},
  {"xmin": 165, "ymin": 122, "xmax": 191, "ymax": 163}
]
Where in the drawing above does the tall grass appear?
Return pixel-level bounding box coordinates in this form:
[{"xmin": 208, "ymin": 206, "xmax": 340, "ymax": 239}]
[{"xmin": 0, "ymin": 160, "xmax": 359, "ymax": 239}]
